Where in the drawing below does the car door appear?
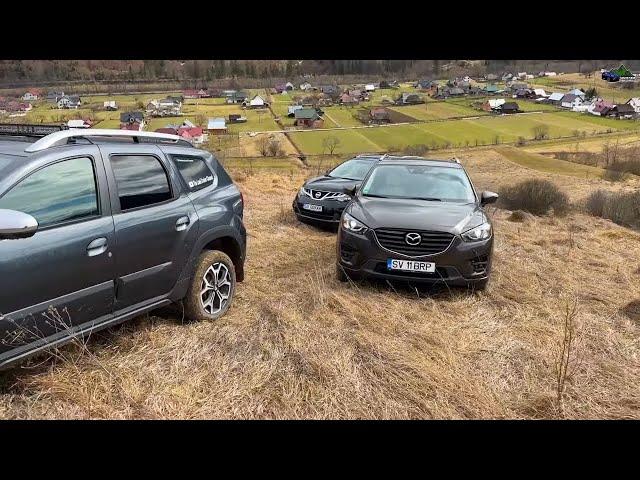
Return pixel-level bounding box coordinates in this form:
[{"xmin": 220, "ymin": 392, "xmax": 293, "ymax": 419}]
[
  {"xmin": 0, "ymin": 147, "xmax": 115, "ymax": 361},
  {"xmin": 100, "ymin": 145, "xmax": 198, "ymax": 312}
]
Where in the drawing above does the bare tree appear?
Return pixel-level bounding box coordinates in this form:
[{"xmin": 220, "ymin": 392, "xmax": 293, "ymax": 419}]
[
  {"xmin": 532, "ymin": 124, "xmax": 550, "ymax": 140},
  {"xmin": 322, "ymin": 135, "xmax": 341, "ymax": 155},
  {"xmin": 257, "ymin": 135, "xmax": 270, "ymax": 157}
]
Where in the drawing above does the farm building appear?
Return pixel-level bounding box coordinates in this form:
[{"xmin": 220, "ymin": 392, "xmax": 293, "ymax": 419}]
[
  {"xmin": 482, "ymin": 98, "xmax": 506, "ymax": 112},
  {"xmin": 294, "ymin": 108, "xmax": 323, "ymax": 128},
  {"xmin": 365, "ymin": 84, "xmax": 376, "ymax": 92},
  {"xmin": 567, "ymin": 89, "xmax": 586, "ymax": 97},
  {"xmin": 104, "ymin": 100, "xmax": 118, "ymax": 111},
  {"xmin": 560, "ymin": 94, "xmax": 584, "ymax": 109},
  {"xmin": 604, "ymin": 104, "xmax": 636, "ymax": 119},
  {"xmin": 46, "ymin": 91, "xmax": 64, "ymax": 103},
  {"xmin": 369, "ymin": 107, "xmax": 391, "ymax": 124},
  {"xmin": 533, "ymin": 88, "xmax": 548, "ymax": 98},
  {"xmin": 207, "ymin": 117, "xmax": 227, "ymax": 134},
  {"xmin": 514, "ymin": 89, "xmax": 535, "ymax": 99},
  {"xmin": 626, "ymin": 98, "xmax": 640, "ymax": 113},
  {"xmin": 228, "ymin": 114, "xmax": 247, "ymax": 123},
  {"xmin": 396, "ymin": 92, "xmax": 424, "ymax": 105},
  {"xmin": 319, "ymin": 85, "xmax": 339, "ymax": 96},
  {"xmin": 500, "ymin": 102, "xmax": 520, "ymax": 114},
  {"xmin": 245, "ymin": 95, "xmax": 269, "ymax": 108},
  {"xmin": 416, "ymin": 79, "xmax": 436, "ymax": 91},
  {"xmin": 548, "ymin": 92, "xmax": 565, "ymax": 105}
]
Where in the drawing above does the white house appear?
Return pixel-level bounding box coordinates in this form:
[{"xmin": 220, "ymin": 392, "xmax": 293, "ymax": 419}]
[
  {"xmin": 247, "ymin": 95, "xmax": 269, "ymax": 108},
  {"xmin": 533, "ymin": 88, "xmax": 548, "ymax": 98},
  {"xmin": 548, "ymin": 92, "xmax": 565, "ymax": 104},
  {"xmin": 567, "ymin": 88, "xmax": 585, "ymax": 97},
  {"xmin": 626, "ymin": 98, "xmax": 640, "ymax": 113},
  {"xmin": 544, "ymin": 72, "xmax": 557, "ymax": 77},
  {"xmin": 103, "ymin": 100, "xmax": 118, "ymax": 110},
  {"xmin": 207, "ymin": 117, "xmax": 227, "ymax": 134},
  {"xmin": 561, "ymin": 94, "xmax": 584, "ymax": 109},
  {"xmin": 365, "ymin": 84, "xmax": 376, "ymax": 92},
  {"xmin": 488, "ymin": 98, "xmax": 506, "ymax": 109},
  {"xmin": 299, "ymin": 82, "xmax": 312, "ymax": 91},
  {"xmin": 57, "ymin": 95, "xmax": 81, "ymax": 109},
  {"xmin": 22, "ymin": 91, "xmax": 39, "ymax": 101}
]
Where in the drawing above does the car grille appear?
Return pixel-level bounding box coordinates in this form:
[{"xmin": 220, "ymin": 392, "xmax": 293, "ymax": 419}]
[
  {"xmin": 374, "ymin": 228, "xmax": 454, "ymax": 256},
  {"xmin": 303, "ymin": 188, "xmax": 346, "ymax": 201}
]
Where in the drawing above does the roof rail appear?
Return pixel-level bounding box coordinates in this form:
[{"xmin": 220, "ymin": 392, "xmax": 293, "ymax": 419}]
[{"xmin": 24, "ymin": 129, "xmax": 187, "ymax": 153}]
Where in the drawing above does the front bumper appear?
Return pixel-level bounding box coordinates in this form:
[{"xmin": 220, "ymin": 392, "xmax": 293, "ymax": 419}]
[
  {"xmin": 292, "ymin": 195, "xmax": 348, "ymax": 225},
  {"xmin": 336, "ymin": 226, "xmax": 493, "ymax": 286}
]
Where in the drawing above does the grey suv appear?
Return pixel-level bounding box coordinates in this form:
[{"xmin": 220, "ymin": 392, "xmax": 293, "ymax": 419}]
[{"xmin": 0, "ymin": 125, "xmax": 246, "ymax": 369}]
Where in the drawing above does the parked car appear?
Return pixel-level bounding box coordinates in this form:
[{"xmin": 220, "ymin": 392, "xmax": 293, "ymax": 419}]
[
  {"xmin": 336, "ymin": 157, "xmax": 498, "ymax": 290},
  {"xmin": 292, "ymin": 155, "xmax": 384, "ymax": 227},
  {"xmin": 0, "ymin": 125, "xmax": 246, "ymax": 370}
]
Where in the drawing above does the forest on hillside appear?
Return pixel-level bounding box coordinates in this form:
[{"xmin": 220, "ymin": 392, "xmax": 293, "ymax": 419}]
[{"xmin": 0, "ymin": 60, "xmax": 636, "ymax": 88}]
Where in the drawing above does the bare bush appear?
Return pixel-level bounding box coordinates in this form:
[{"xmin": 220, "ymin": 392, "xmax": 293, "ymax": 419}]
[
  {"xmin": 500, "ymin": 179, "xmax": 569, "ymax": 216},
  {"xmin": 584, "ymin": 189, "xmax": 640, "ymax": 227},
  {"xmin": 532, "ymin": 125, "xmax": 550, "ymax": 140},
  {"xmin": 404, "ymin": 144, "xmax": 429, "ymax": 156}
]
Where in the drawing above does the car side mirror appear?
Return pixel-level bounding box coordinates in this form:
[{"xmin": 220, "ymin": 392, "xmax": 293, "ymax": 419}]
[
  {"xmin": 480, "ymin": 191, "xmax": 499, "ymax": 206},
  {"xmin": 343, "ymin": 186, "xmax": 357, "ymax": 196},
  {"xmin": 0, "ymin": 209, "xmax": 38, "ymax": 240}
]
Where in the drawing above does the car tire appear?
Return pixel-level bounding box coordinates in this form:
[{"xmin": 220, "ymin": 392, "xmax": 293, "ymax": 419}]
[{"xmin": 184, "ymin": 250, "xmax": 236, "ymax": 322}]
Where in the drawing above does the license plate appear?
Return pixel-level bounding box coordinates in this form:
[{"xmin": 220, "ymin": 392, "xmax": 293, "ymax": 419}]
[
  {"xmin": 387, "ymin": 259, "xmax": 436, "ymax": 273},
  {"xmin": 303, "ymin": 203, "xmax": 323, "ymax": 212}
]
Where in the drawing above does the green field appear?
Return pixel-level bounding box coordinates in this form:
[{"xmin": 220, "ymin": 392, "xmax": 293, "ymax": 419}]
[
  {"xmin": 288, "ymin": 111, "xmax": 640, "ymax": 155},
  {"xmin": 495, "ymin": 146, "xmax": 605, "ymax": 179},
  {"xmin": 389, "ymin": 102, "xmax": 484, "ymax": 121}
]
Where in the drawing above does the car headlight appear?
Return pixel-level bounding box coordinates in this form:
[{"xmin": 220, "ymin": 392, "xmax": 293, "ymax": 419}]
[
  {"xmin": 342, "ymin": 212, "xmax": 368, "ymax": 234},
  {"xmin": 299, "ymin": 187, "xmax": 308, "ymax": 198},
  {"xmin": 334, "ymin": 193, "xmax": 351, "ymax": 202},
  {"xmin": 461, "ymin": 222, "xmax": 492, "ymax": 242}
]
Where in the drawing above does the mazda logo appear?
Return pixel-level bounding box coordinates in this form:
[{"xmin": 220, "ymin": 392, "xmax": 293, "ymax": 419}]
[{"xmin": 405, "ymin": 232, "xmax": 422, "ymax": 245}]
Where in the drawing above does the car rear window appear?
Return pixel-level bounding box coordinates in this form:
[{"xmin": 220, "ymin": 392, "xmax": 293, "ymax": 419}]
[{"xmin": 172, "ymin": 155, "xmax": 215, "ymax": 191}]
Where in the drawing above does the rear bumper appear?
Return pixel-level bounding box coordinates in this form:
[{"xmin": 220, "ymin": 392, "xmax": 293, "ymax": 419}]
[{"xmin": 336, "ymin": 226, "xmax": 493, "ymax": 286}]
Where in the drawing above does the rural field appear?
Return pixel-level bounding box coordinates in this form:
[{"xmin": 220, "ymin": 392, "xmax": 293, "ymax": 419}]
[{"xmin": 0, "ymin": 148, "xmax": 639, "ymax": 419}]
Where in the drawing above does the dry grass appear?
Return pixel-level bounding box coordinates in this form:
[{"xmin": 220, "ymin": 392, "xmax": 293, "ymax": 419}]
[{"xmin": 0, "ymin": 152, "xmax": 639, "ymax": 419}]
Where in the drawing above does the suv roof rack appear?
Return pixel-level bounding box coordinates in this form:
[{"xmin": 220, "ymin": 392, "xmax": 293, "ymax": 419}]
[
  {"xmin": 0, "ymin": 123, "xmax": 68, "ymax": 138},
  {"xmin": 24, "ymin": 128, "xmax": 190, "ymax": 153}
]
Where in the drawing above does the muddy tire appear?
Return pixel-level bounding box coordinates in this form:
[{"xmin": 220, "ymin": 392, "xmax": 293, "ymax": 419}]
[{"xmin": 184, "ymin": 251, "xmax": 236, "ymax": 321}]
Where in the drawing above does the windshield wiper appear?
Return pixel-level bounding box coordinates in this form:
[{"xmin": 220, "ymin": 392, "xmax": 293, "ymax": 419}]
[
  {"xmin": 407, "ymin": 197, "xmax": 442, "ymax": 201},
  {"xmin": 363, "ymin": 193, "xmax": 389, "ymax": 198}
]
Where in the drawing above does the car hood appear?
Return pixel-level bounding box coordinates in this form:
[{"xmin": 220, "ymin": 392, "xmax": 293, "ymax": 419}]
[
  {"xmin": 303, "ymin": 175, "xmax": 362, "ymax": 192},
  {"xmin": 346, "ymin": 197, "xmax": 487, "ymax": 235}
]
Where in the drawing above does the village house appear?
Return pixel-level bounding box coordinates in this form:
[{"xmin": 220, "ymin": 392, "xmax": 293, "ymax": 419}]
[
  {"xmin": 177, "ymin": 126, "xmax": 206, "ymax": 145},
  {"xmin": 484, "ymin": 73, "xmax": 498, "ymax": 82},
  {"xmin": 225, "ymin": 91, "xmax": 248, "ymax": 104},
  {"xmin": 560, "ymin": 94, "xmax": 584, "ymax": 109},
  {"xmin": 207, "ymin": 117, "xmax": 227, "ymax": 134},
  {"xmin": 484, "ymin": 84, "xmax": 499, "ymax": 94},
  {"xmin": 299, "ymin": 82, "xmax": 313, "ymax": 91},
  {"xmin": 57, "ymin": 95, "xmax": 81, "ymax": 109},
  {"xmin": 365, "ymin": 84, "xmax": 376, "ymax": 92},
  {"xmin": 340, "ymin": 93, "xmax": 359, "ymax": 106},
  {"xmin": 416, "ymin": 79, "xmax": 436, "ymax": 91},
  {"xmin": 533, "ymin": 88, "xmax": 548, "ymax": 98},
  {"xmin": 104, "ymin": 100, "xmax": 118, "ymax": 111},
  {"xmin": 294, "ymin": 108, "xmax": 323, "ymax": 128},
  {"xmin": 287, "ymin": 105, "xmax": 303, "ymax": 117},
  {"xmin": 120, "ymin": 111, "xmax": 145, "ymax": 130},
  {"xmin": 120, "ymin": 122, "xmax": 144, "ymax": 131},
  {"xmin": 589, "ymin": 99, "xmax": 614, "ymax": 116},
  {"xmin": 369, "ymin": 107, "xmax": 391, "ymax": 124},
  {"xmin": 22, "ymin": 89, "xmax": 41, "ymax": 101},
  {"xmin": 155, "ymin": 127, "xmax": 178, "ymax": 135},
  {"xmin": 228, "ymin": 114, "xmax": 247, "ymax": 123},
  {"xmin": 147, "ymin": 97, "xmax": 182, "ymax": 117},
  {"xmin": 567, "ymin": 88, "xmax": 586, "ymax": 97},
  {"xmin": 626, "ymin": 98, "xmax": 640, "ymax": 113},
  {"xmin": 244, "ymin": 94, "xmax": 269, "ymax": 109},
  {"xmin": 183, "ymin": 89, "xmax": 200, "ymax": 99}
]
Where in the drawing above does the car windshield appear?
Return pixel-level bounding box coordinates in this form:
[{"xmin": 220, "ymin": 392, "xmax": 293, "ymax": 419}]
[
  {"xmin": 360, "ymin": 164, "xmax": 476, "ymax": 203},
  {"xmin": 328, "ymin": 158, "xmax": 376, "ymax": 181}
]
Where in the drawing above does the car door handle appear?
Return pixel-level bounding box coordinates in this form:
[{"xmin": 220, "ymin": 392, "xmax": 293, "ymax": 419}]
[
  {"xmin": 176, "ymin": 216, "xmax": 190, "ymax": 232},
  {"xmin": 87, "ymin": 237, "xmax": 108, "ymax": 257}
]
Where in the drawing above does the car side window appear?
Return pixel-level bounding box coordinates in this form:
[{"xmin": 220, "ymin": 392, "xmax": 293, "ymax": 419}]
[
  {"xmin": 0, "ymin": 156, "xmax": 99, "ymax": 228},
  {"xmin": 110, "ymin": 155, "xmax": 172, "ymax": 211},
  {"xmin": 171, "ymin": 155, "xmax": 216, "ymax": 191}
]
